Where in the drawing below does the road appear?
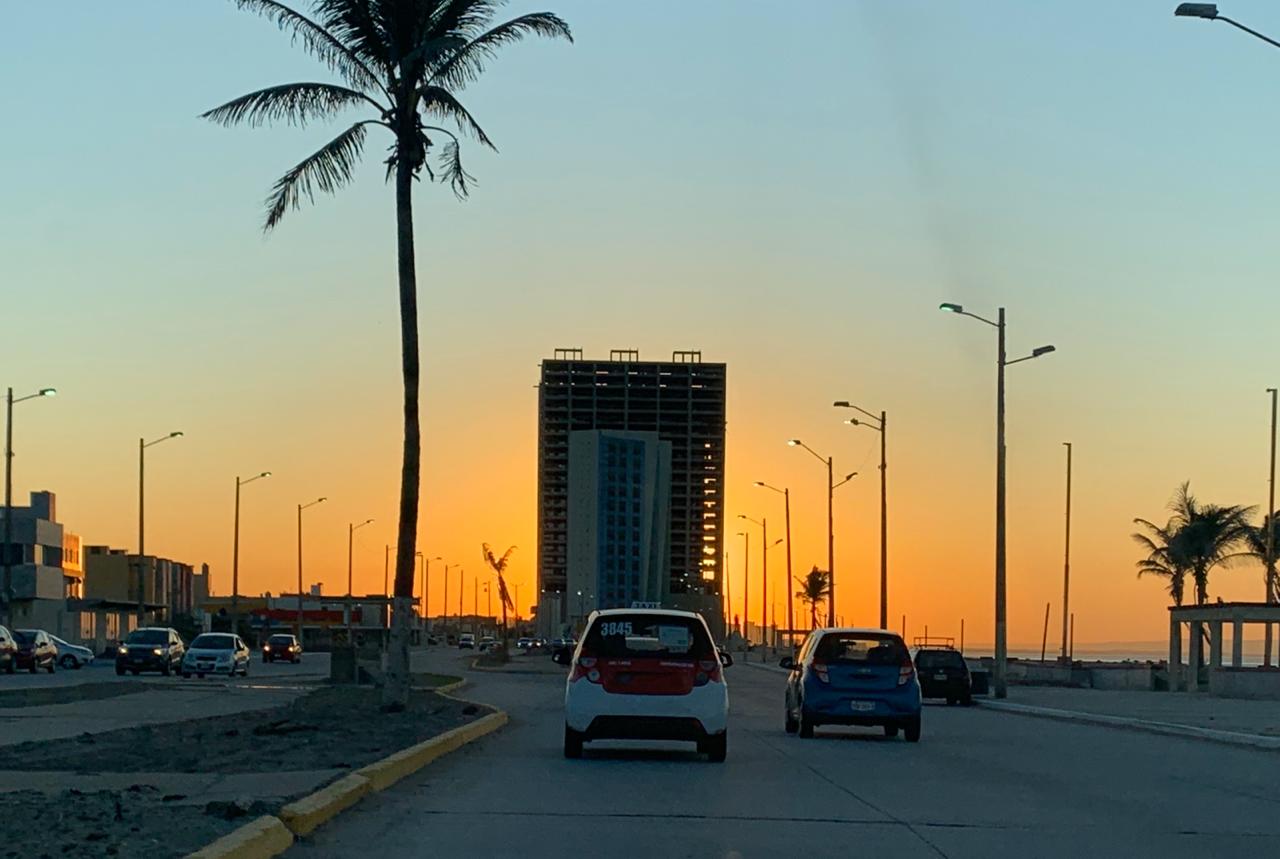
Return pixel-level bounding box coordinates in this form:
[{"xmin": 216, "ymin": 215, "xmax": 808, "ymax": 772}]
[
  {"xmin": 289, "ymin": 652, "xmax": 1279, "ymax": 859},
  {"xmin": 0, "ymin": 653, "xmax": 331, "ymax": 689}
]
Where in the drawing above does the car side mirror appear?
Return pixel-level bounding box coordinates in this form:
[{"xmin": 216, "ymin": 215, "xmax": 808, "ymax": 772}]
[
  {"xmin": 552, "ymin": 650, "xmax": 571, "ymax": 666},
  {"xmin": 779, "ymin": 656, "xmax": 795, "ymax": 670},
  {"xmin": 719, "ymin": 650, "xmax": 734, "ymax": 668}
]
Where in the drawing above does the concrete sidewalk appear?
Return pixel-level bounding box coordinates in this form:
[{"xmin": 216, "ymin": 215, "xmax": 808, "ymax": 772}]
[{"xmin": 0, "ymin": 768, "xmax": 342, "ymax": 804}]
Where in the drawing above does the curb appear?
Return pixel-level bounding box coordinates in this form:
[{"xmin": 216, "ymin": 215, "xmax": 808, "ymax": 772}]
[
  {"xmin": 980, "ymin": 700, "xmax": 1280, "ymax": 752},
  {"xmin": 434, "ymin": 678, "xmax": 467, "ymax": 695},
  {"xmin": 185, "ymin": 815, "xmax": 294, "ymax": 859},
  {"xmin": 182, "ymin": 692, "xmax": 507, "ymax": 859}
]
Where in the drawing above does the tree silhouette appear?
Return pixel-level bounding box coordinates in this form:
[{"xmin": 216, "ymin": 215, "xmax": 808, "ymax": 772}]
[{"xmin": 795, "ymin": 567, "xmax": 830, "ymax": 631}]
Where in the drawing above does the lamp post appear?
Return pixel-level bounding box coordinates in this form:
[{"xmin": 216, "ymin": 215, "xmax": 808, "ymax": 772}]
[
  {"xmin": 787, "ymin": 439, "xmax": 855, "ymax": 627},
  {"xmin": 1267, "ymin": 388, "xmax": 1277, "ymax": 667},
  {"xmin": 754, "ymin": 482, "xmax": 794, "ymax": 652},
  {"xmin": 458, "ymin": 569, "xmax": 464, "ymax": 623},
  {"xmin": 296, "ymin": 497, "xmax": 326, "ymax": 638},
  {"xmin": 2, "ymin": 386, "xmax": 55, "ymax": 628},
  {"xmin": 138, "ymin": 431, "xmax": 183, "ymax": 624},
  {"xmin": 736, "ymin": 531, "xmax": 749, "ymax": 644},
  {"xmin": 442, "ymin": 563, "xmax": 450, "ymax": 631},
  {"xmin": 347, "ymin": 518, "xmax": 374, "ymax": 632},
  {"xmin": 420, "ymin": 555, "xmax": 441, "ymax": 629},
  {"xmin": 738, "ymin": 515, "xmax": 768, "ymax": 649},
  {"xmin": 231, "ymin": 471, "xmax": 271, "ymax": 636},
  {"xmin": 764, "ymin": 536, "xmax": 784, "ymax": 651},
  {"xmin": 835, "ymin": 401, "xmax": 889, "ymax": 629},
  {"xmin": 1060, "ymin": 443, "xmax": 1072, "ymax": 662},
  {"xmin": 1175, "ymin": 4, "xmax": 1280, "ymax": 49},
  {"xmin": 941, "ymin": 302, "xmax": 1055, "ymax": 698}
]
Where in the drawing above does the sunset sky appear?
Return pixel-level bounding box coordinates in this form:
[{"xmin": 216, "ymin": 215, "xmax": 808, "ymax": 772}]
[{"xmin": 4, "ymin": 1, "xmax": 1280, "ymax": 650}]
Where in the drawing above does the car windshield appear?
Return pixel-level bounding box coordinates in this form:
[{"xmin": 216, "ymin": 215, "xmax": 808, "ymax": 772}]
[
  {"xmin": 813, "ymin": 633, "xmax": 907, "ymax": 665},
  {"xmin": 583, "ymin": 614, "xmax": 714, "ymax": 659},
  {"xmin": 126, "ymin": 630, "xmax": 169, "ymax": 645},
  {"xmin": 191, "ymin": 634, "xmax": 236, "ymax": 650},
  {"xmin": 916, "ymin": 650, "xmax": 966, "ymax": 669},
  {"xmin": 13, "ymin": 631, "xmax": 33, "ymax": 645},
  {"xmin": 268, "ymin": 635, "xmax": 294, "ymax": 645}
]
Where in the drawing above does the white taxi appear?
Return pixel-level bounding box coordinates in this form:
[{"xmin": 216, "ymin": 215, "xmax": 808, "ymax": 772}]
[{"xmin": 556, "ymin": 609, "xmax": 731, "ymax": 762}]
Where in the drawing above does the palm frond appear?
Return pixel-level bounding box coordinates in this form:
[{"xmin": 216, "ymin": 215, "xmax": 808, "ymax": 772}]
[
  {"xmin": 435, "ymin": 137, "xmax": 476, "ymax": 198},
  {"xmin": 202, "ymin": 82, "xmax": 381, "ymax": 128},
  {"xmin": 418, "ymin": 86, "xmax": 495, "ymax": 148},
  {"xmin": 315, "ymin": 0, "xmax": 393, "ymax": 71},
  {"xmin": 430, "ymin": 12, "xmax": 573, "ymax": 90},
  {"xmin": 232, "ymin": 0, "xmax": 384, "ymax": 95},
  {"xmin": 264, "ymin": 121, "xmax": 370, "ymax": 230}
]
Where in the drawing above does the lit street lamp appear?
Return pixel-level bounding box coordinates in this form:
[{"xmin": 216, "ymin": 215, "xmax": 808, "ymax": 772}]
[
  {"xmin": 835, "ymin": 401, "xmax": 890, "ymax": 629},
  {"xmin": 737, "ymin": 514, "xmax": 768, "ymax": 650},
  {"xmin": 230, "ymin": 471, "xmax": 271, "ymax": 634},
  {"xmin": 787, "ymin": 439, "xmax": 854, "ymax": 626},
  {"xmin": 297, "ymin": 497, "xmax": 326, "ymax": 638},
  {"xmin": 736, "ymin": 530, "xmax": 749, "ymax": 642},
  {"xmin": 941, "ymin": 302, "xmax": 1056, "ymax": 698},
  {"xmin": 347, "ymin": 518, "xmax": 374, "ymax": 631},
  {"xmin": 417, "ymin": 553, "xmax": 441, "ymax": 628},
  {"xmin": 1175, "ymin": 4, "xmax": 1280, "ymax": 49},
  {"xmin": 138, "ymin": 431, "xmax": 183, "ymax": 623},
  {"xmin": 2, "ymin": 386, "xmax": 55, "ymax": 627},
  {"xmin": 754, "ymin": 481, "xmax": 794, "ymax": 652}
]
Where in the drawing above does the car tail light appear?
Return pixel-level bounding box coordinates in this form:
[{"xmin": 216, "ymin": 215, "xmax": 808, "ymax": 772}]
[
  {"xmin": 898, "ymin": 656, "xmax": 915, "ymax": 686},
  {"xmin": 810, "ymin": 661, "xmax": 830, "ymax": 684},
  {"xmin": 694, "ymin": 659, "xmax": 723, "ymax": 686},
  {"xmin": 570, "ymin": 655, "xmax": 602, "ymax": 684}
]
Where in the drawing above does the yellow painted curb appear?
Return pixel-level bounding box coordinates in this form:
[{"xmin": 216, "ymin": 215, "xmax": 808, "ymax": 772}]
[
  {"xmin": 184, "ymin": 815, "xmax": 294, "ymax": 859},
  {"xmin": 435, "ymin": 678, "xmax": 467, "ymax": 695},
  {"xmin": 355, "ymin": 710, "xmax": 508, "ymax": 792},
  {"xmin": 277, "ymin": 773, "xmax": 372, "ymax": 837}
]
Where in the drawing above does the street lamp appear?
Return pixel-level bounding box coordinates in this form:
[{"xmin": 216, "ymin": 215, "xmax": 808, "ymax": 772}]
[
  {"xmin": 2, "ymin": 386, "xmax": 55, "ymax": 627},
  {"xmin": 1175, "ymin": 4, "xmax": 1280, "ymax": 49},
  {"xmin": 297, "ymin": 497, "xmax": 326, "ymax": 638},
  {"xmin": 738, "ymin": 514, "xmax": 769, "ymax": 653},
  {"xmin": 230, "ymin": 471, "xmax": 271, "ymax": 634},
  {"xmin": 787, "ymin": 439, "xmax": 855, "ymax": 626},
  {"xmin": 835, "ymin": 400, "xmax": 890, "ymax": 629},
  {"xmin": 754, "ymin": 481, "xmax": 795, "ymax": 652},
  {"xmin": 941, "ymin": 302, "xmax": 1056, "ymax": 698},
  {"xmin": 347, "ymin": 518, "xmax": 374, "ymax": 632},
  {"xmin": 735, "ymin": 530, "xmax": 749, "ymax": 643},
  {"xmin": 137, "ymin": 431, "xmax": 184, "ymax": 623},
  {"xmin": 417, "ymin": 553, "xmax": 441, "ymax": 627}
]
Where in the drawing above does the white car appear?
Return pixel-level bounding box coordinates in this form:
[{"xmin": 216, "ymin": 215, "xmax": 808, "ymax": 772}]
[
  {"xmin": 181, "ymin": 633, "xmax": 250, "ymax": 678},
  {"xmin": 49, "ymin": 635, "xmax": 94, "ymax": 670},
  {"xmin": 557, "ymin": 609, "xmax": 731, "ymax": 762}
]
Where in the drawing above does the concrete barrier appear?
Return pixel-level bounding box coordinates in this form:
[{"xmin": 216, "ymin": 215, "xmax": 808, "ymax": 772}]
[
  {"xmin": 1209, "ymin": 667, "xmax": 1280, "ymax": 700},
  {"xmin": 184, "ymin": 815, "xmax": 294, "ymax": 859},
  {"xmin": 277, "ymin": 773, "xmax": 372, "ymax": 837},
  {"xmin": 1088, "ymin": 664, "xmax": 1156, "ymax": 691}
]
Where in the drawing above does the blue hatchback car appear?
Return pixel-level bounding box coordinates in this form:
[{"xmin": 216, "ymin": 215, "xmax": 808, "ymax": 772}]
[{"xmin": 781, "ymin": 628, "xmax": 922, "ymax": 741}]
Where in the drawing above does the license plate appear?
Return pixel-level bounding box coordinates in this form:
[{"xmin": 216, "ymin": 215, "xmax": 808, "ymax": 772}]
[
  {"xmin": 851, "ymin": 701, "xmax": 875, "ymax": 712},
  {"xmin": 934, "ymin": 673, "xmax": 948, "ymax": 680}
]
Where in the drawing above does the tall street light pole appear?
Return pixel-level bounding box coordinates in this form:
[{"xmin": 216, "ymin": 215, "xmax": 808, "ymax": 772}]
[
  {"xmin": 738, "ymin": 515, "xmax": 767, "ymax": 647},
  {"xmin": 417, "ymin": 553, "xmax": 440, "ymax": 627},
  {"xmin": 1175, "ymin": 4, "xmax": 1280, "ymax": 49},
  {"xmin": 755, "ymin": 482, "xmax": 794, "ymax": 652},
  {"xmin": 941, "ymin": 302, "xmax": 1055, "ymax": 698},
  {"xmin": 2, "ymin": 387, "xmax": 55, "ymax": 628},
  {"xmin": 736, "ymin": 531, "xmax": 749, "ymax": 644},
  {"xmin": 835, "ymin": 402, "xmax": 889, "ymax": 628},
  {"xmin": 1267, "ymin": 388, "xmax": 1277, "ymax": 667},
  {"xmin": 788, "ymin": 439, "xmax": 855, "ymax": 627},
  {"xmin": 231, "ymin": 471, "xmax": 271, "ymax": 636},
  {"xmin": 297, "ymin": 497, "xmax": 326, "ymax": 638},
  {"xmin": 1061, "ymin": 443, "xmax": 1072, "ymax": 662},
  {"xmin": 347, "ymin": 518, "xmax": 374, "ymax": 631},
  {"xmin": 138, "ymin": 431, "xmax": 184, "ymax": 624}
]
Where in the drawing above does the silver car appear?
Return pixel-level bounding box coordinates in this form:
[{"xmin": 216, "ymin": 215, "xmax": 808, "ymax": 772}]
[
  {"xmin": 181, "ymin": 633, "xmax": 250, "ymax": 678},
  {"xmin": 49, "ymin": 635, "xmax": 94, "ymax": 670}
]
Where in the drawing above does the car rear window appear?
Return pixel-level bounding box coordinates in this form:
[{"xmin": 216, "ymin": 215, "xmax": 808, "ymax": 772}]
[
  {"xmin": 584, "ymin": 614, "xmax": 713, "ymax": 659},
  {"xmin": 813, "ymin": 632, "xmax": 907, "ymax": 665},
  {"xmin": 268, "ymin": 635, "xmax": 294, "ymax": 645},
  {"xmin": 126, "ymin": 630, "xmax": 169, "ymax": 645},
  {"xmin": 13, "ymin": 631, "xmax": 32, "ymax": 645},
  {"xmin": 915, "ymin": 649, "xmax": 966, "ymax": 669},
  {"xmin": 191, "ymin": 634, "xmax": 236, "ymax": 650}
]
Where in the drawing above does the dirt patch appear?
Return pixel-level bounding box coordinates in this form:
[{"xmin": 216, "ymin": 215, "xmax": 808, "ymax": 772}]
[
  {"xmin": 0, "ymin": 786, "xmax": 250, "ymax": 859},
  {"xmin": 0, "ymin": 684, "xmax": 485, "ymax": 774},
  {"xmin": 0, "ymin": 682, "xmax": 150, "ymax": 710}
]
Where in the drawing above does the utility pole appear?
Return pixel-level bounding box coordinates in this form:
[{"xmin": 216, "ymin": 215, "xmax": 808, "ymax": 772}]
[
  {"xmin": 784, "ymin": 489, "xmax": 793, "ymax": 651},
  {"xmin": 1267, "ymin": 388, "xmax": 1277, "ymax": 667},
  {"xmin": 995, "ymin": 307, "xmax": 1008, "ymax": 697},
  {"xmin": 1061, "ymin": 442, "xmax": 1072, "ymax": 662},
  {"xmin": 826, "ymin": 454, "xmax": 835, "ymax": 627}
]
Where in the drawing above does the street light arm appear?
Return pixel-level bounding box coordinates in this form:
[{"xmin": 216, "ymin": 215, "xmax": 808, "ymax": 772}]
[
  {"xmin": 1004, "ymin": 346, "xmax": 1057, "ymax": 367},
  {"xmin": 753, "ymin": 481, "xmax": 785, "ymax": 496},
  {"xmin": 940, "ymin": 304, "xmax": 999, "ymax": 328},
  {"xmin": 1217, "ymin": 15, "xmax": 1280, "ymax": 48},
  {"xmin": 833, "ymin": 472, "xmax": 859, "ymax": 490},
  {"xmin": 833, "ymin": 401, "xmax": 882, "ymax": 425},
  {"xmin": 143, "ymin": 431, "xmax": 185, "ymax": 449},
  {"xmin": 11, "ymin": 389, "xmax": 57, "ymax": 405},
  {"xmin": 787, "ymin": 439, "xmax": 828, "ymax": 465}
]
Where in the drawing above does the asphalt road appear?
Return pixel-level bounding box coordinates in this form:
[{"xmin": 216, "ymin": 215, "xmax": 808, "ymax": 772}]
[
  {"xmin": 0, "ymin": 652, "xmax": 331, "ymax": 689},
  {"xmin": 287, "ymin": 655, "xmax": 1280, "ymax": 859}
]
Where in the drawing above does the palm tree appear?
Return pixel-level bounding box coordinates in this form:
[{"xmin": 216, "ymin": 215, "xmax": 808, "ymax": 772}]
[
  {"xmin": 795, "ymin": 567, "xmax": 830, "ymax": 631},
  {"xmin": 1237, "ymin": 514, "xmax": 1280, "ymax": 603},
  {"xmin": 1131, "ymin": 517, "xmax": 1189, "ymax": 606},
  {"xmin": 481, "ymin": 543, "xmax": 516, "ymax": 647},
  {"xmin": 203, "ymin": 1, "xmax": 571, "ymax": 709},
  {"xmin": 1134, "ymin": 482, "xmax": 1254, "ymax": 606}
]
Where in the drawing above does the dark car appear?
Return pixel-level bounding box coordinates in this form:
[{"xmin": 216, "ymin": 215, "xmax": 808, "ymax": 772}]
[
  {"xmin": 263, "ymin": 633, "xmax": 302, "ymax": 663},
  {"xmin": 0, "ymin": 625, "xmax": 16, "ymax": 674},
  {"xmin": 115, "ymin": 627, "xmax": 185, "ymax": 676},
  {"xmin": 914, "ymin": 647, "xmax": 972, "ymax": 705},
  {"xmin": 14, "ymin": 629, "xmax": 57, "ymax": 674}
]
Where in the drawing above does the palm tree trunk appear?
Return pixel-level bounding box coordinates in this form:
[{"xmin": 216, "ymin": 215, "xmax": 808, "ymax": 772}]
[{"xmin": 383, "ymin": 151, "xmax": 421, "ymax": 711}]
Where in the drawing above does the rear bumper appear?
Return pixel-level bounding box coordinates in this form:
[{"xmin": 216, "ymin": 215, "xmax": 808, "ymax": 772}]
[
  {"xmin": 565, "ymin": 679, "xmax": 728, "ymax": 737},
  {"xmin": 918, "ymin": 678, "xmax": 971, "ymax": 698},
  {"xmin": 116, "ymin": 655, "xmax": 168, "ymax": 671},
  {"xmin": 584, "ymin": 715, "xmax": 712, "ymax": 742},
  {"xmin": 801, "ymin": 680, "xmax": 921, "ymax": 725}
]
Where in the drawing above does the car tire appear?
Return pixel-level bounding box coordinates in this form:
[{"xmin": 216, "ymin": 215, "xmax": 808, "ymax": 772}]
[
  {"xmin": 884, "ymin": 724, "xmax": 899, "ymax": 738},
  {"xmin": 59, "ymin": 655, "xmax": 76, "ymax": 670},
  {"xmin": 46, "ymin": 660, "xmax": 56, "ymax": 674},
  {"xmin": 115, "ymin": 665, "xmax": 124, "ymax": 676},
  {"xmin": 701, "ymin": 732, "xmax": 727, "ymax": 763},
  {"xmin": 798, "ymin": 712, "xmax": 815, "ymax": 739},
  {"xmin": 563, "ymin": 725, "xmax": 584, "ymax": 759},
  {"xmin": 904, "ymin": 716, "xmax": 922, "ymax": 743},
  {"xmin": 784, "ymin": 708, "xmax": 798, "ymax": 734},
  {"xmin": 161, "ymin": 662, "xmax": 171, "ymax": 677}
]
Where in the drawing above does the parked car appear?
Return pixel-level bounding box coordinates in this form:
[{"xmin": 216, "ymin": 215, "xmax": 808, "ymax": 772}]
[
  {"xmin": 14, "ymin": 629, "xmax": 57, "ymax": 674},
  {"xmin": 458, "ymin": 633, "xmax": 476, "ymax": 650},
  {"xmin": 183, "ymin": 633, "xmax": 251, "ymax": 678},
  {"xmin": 0, "ymin": 625, "xmax": 16, "ymax": 674},
  {"xmin": 115, "ymin": 627, "xmax": 185, "ymax": 676},
  {"xmin": 557, "ymin": 609, "xmax": 731, "ymax": 762},
  {"xmin": 550, "ymin": 637, "xmax": 575, "ymax": 663},
  {"xmin": 914, "ymin": 646, "xmax": 972, "ymax": 705},
  {"xmin": 49, "ymin": 635, "xmax": 94, "ymax": 670},
  {"xmin": 262, "ymin": 633, "xmax": 302, "ymax": 664},
  {"xmin": 781, "ymin": 628, "xmax": 922, "ymax": 742},
  {"xmin": 517, "ymin": 637, "xmax": 534, "ymax": 650}
]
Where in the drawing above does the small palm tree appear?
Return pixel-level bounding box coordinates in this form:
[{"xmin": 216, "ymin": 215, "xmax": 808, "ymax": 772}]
[
  {"xmin": 795, "ymin": 567, "xmax": 830, "ymax": 630},
  {"xmin": 1131, "ymin": 517, "xmax": 1189, "ymax": 606},
  {"xmin": 481, "ymin": 543, "xmax": 516, "ymax": 645},
  {"xmin": 203, "ymin": 1, "xmax": 571, "ymax": 709},
  {"xmin": 1237, "ymin": 514, "xmax": 1280, "ymax": 603},
  {"xmin": 1134, "ymin": 482, "xmax": 1254, "ymax": 606}
]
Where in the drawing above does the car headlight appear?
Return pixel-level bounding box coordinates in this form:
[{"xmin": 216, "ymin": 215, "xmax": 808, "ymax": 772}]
[
  {"xmin": 152, "ymin": 648, "xmax": 163, "ymax": 656},
  {"xmin": 118, "ymin": 645, "xmax": 129, "ymax": 654}
]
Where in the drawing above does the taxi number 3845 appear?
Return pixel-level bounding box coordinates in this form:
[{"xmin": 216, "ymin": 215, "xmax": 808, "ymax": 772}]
[{"xmin": 599, "ymin": 622, "xmax": 633, "ymax": 637}]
